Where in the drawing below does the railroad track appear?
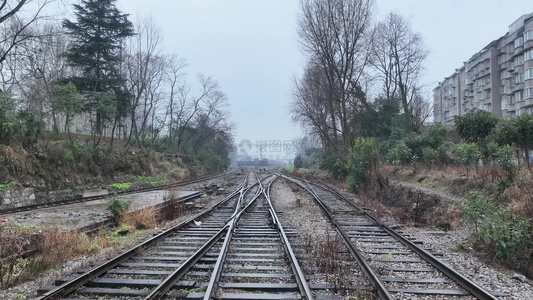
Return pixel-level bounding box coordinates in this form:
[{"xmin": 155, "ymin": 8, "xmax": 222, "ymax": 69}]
[
  {"xmin": 282, "ymin": 174, "xmax": 504, "ymax": 300},
  {"xmin": 37, "ymin": 170, "xmax": 315, "ymax": 300},
  {"xmin": 36, "ymin": 170, "xmax": 250, "ymax": 299},
  {"xmin": 0, "ymin": 170, "xmax": 236, "ymax": 215}
]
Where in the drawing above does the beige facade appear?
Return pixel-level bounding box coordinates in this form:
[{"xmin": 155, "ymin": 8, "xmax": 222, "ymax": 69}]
[{"xmin": 434, "ymin": 13, "xmax": 533, "ymax": 123}]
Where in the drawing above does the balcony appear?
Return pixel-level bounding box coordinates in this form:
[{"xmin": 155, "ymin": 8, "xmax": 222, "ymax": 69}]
[
  {"xmin": 525, "ymin": 39, "xmax": 533, "ymax": 51},
  {"xmin": 512, "ymin": 82, "xmax": 525, "ymax": 92}
]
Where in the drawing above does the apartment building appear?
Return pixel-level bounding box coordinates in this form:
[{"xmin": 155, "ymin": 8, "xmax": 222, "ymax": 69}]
[{"xmin": 434, "ymin": 13, "xmax": 533, "ymax": 124}]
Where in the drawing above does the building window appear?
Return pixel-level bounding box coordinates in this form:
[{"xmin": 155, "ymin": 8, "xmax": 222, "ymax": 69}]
[
  {"xmin": 525, "ymin": 50, "xmax": 533, "ymax": 61},
  {"xmin": 525, "ymin": 87, "xmax": 533, "ymax": 99},
  {"xmin": 512, "ymin": 55, "xmax": 525, "ymax": 67},
  {"xmin": 510, "ymin": 17, "xmax": 525, "ymax": 34},
  {"xmin": 515, "ymin": 37, "xmax": 524, "ymax": 48},
  {"xmin": 511, "ymin": 90, "xmax": 524, "ymax": 103},
  {"xmin": 515, "ymin": 72, "xmax": 525, "ymax": 84},
  {"xmin": 525, "ymin": 68, "xmax": 533, "ymax": 80},
  {"xmin": 501, "ymin": 85, "xmax": 508, "ymax": 94},
  {"xmin": 521, "ymin": 106, "xmax": 533, "ymax": 114},
  {"xmin": 525, "ymin": 31, "xmax": 533, "ymax": 42}
]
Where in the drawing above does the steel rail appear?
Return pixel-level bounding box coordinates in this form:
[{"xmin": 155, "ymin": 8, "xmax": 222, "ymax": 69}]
[
  {"xmin": 309, "ymin": 179, "xmax": 499, "ymax": 300},
  {"xmin": 144, "ymin": 170, "xmax": 269, "ymax": 300},
  {"xmin": 202, "ymin": 213, "xmax": 238, "ymax": 300},
  {"xmin": 263, "ymin": 176, "xmax": 314, "ymax": 300},
  {"xmin": 37, "ymin": 178, "xmax": 245, "ymax": 300},
  {"xmin": 1, "ymin": 169, "xmax": 237, "ymax": 215},
  {"xmin": 144, "ymin": 170, "xmax": 258, "ymax": 300},
  {"xmin": 203, "ymin": 173, "xmax": 276, "ymax": 300},
  {"xmin": 280, "ymin": 174, "xmax": 393, "ymax": 300},
  {"xmin": 144, "ymin": 224, "xmax": 230, "ymax": 300}
]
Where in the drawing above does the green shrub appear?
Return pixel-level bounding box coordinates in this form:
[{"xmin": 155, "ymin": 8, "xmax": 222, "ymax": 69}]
[
  {"xmin": 457, "ymin": 191, "xmax": 533, "ymax": 261},
  {"xmin": 456, "ymin": 191, "xmax": 496, "ymax": 232},
  {"xmin": 452, "ymin": 142, "xmax": 479, "ymax": 178},
  {"xmin": 495, "ymin": 145, "xmax": 516, "ymax": 191},
  {"xmin": 386, "ymin": 141, "xmax": 412, "ymax": 164},
  {"xmin": 421, "ymin": 147, "xmax": 439, "ymax": 166},
  {"xmin": 106, "ymin": 198, "xmax": 130, "ymax": 222},
  {"xmin": 320, "ymin": 153, "xmax": 347, "ymax": 180},
  {"xmin": 346, "ymin": 137, "xmax": 379, "ymax": 193}
]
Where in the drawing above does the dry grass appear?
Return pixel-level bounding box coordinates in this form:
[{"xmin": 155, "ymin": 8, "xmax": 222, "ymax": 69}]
[
  {"xmin": 356, "ymin": 168, "xmax": 388, "ymax": 218},
  {"xmin": 302, "ymin": 230, "xmax": 352, "ymax": 291},
  {"xmin": 169, "ymin": 170, "xmax": 187, "ymax": 181},
  {"xmin": 0, "ymin": 226, "xmax": 95, "ymax": 289},
  {"xmin": 478, "ymin": 164, "xmax": 507, "ymax": 183},
  {"xmin": 0, "ymin": 145, "xmax": 33, "ymax": 178},
  {"xmin": 121, "ymin": 205, "xmax": 157, "ymax": 230},
  {"xmin": 503, "ymin": 168, "xmax": 533, "ymax": 219},
  {"xmin": 161, "ymin": 189, "xmax": 184, "ymax": 222}
]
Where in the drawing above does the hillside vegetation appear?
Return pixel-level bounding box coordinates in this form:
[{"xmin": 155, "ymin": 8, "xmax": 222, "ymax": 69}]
[{"xmin": 0, "ymin": 0, "xmax": 233, "ymax": 191}]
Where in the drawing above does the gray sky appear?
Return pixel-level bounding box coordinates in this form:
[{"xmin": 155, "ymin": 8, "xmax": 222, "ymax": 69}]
[{"xmin": 113, "ymin": 0, "xmax": 532, "ymax": 158}]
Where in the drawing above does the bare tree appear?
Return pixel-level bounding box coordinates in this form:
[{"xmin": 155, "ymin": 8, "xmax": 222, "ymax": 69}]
[
  {"xmin": 295, "ymin": 0, "xmax": 374, "ymax": 154},
  {"xmin": 165, "ymin": 54, "xmax": 186, "ymax": 142},
  {"xmin": 170, "ymin": 75, "xmax": 223, "ymax": 153},
  {"xmin": 0, "ymin": 0, "xmax": 57, "ymax": 66},
  {"xmin": 19, "ymin": 23, "xmax": 71, "ymax": 130},
  {"xmin": 371, "ymin": 12, "xmax": 429, "ymax": 132},
  {"xmin": 122, "ymin": 17, "xmax": 167, "ymax": 147},
  {"xmin": 0, "ymin": 20, "xmax": 75, "ymax": 133},
  {"xmin": 190, "ymin": 89, "xmax": 232, "ymax": 150},
  {"xmin": 291, "ymin": 61, "xmax": 332, "ymax": 148}
]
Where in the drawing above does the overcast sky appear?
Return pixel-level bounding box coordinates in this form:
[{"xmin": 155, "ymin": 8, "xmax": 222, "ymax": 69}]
[{"xmin": 111, "ymin": 0, "xmax": 532, "ymax": 159}]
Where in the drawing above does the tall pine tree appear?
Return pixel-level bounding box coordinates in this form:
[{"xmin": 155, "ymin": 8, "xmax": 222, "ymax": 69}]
[{"xmin": 63, "ymin": 0, "xmax": 134, "ymax": 134}]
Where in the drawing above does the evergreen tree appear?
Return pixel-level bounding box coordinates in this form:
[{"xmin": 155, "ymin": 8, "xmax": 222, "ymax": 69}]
[{"xmin": 63, "ymin": 0, "xmax": 134, "ymax": 134}]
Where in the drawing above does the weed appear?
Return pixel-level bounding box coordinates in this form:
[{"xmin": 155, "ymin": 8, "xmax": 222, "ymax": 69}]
[
  {"xmin": 12, "ymin": 293, "xmax": 23, "ymax": 299},
  {"xmin": 121, "ymin": 286, "xmax": 131, "ymax": 290},
  {"xmin": 161, "ymin": 191, "xmax": 182, "ymax": 222},
  {"xmin": 0, "ymin": 227, "xmax": 94, "ymax": 289},
  {"xmin": 108, "ymin": 182, "xmax": 131, "ymax": 190},
  {"xmin": 380, "ymin": 253, "xmax": 394, "ymax": 259},
  {"xmin": 0, "ymin": 181, "xmax": 15, "ymax": 191},
  {"xmin": 302, "ymin": 230, "xmax": 352, "ymax": 291},
  {"xmin": 282, "ymin": 164, "xmax": 294, "ymax": 173},
  {"xmin": 457, "ymin": 190, "xmax": 533, "ymax": 275},
  {"xmin": 122, "ymin": 205, "xmax": 156, "ymax": 230},
  {"xmin": 451, "ymin": 240, "xmax": 469, "ymax": 252},
  {"xmin": 106, "ymin": 198, "xmax": 130, "ymax": 222}
]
